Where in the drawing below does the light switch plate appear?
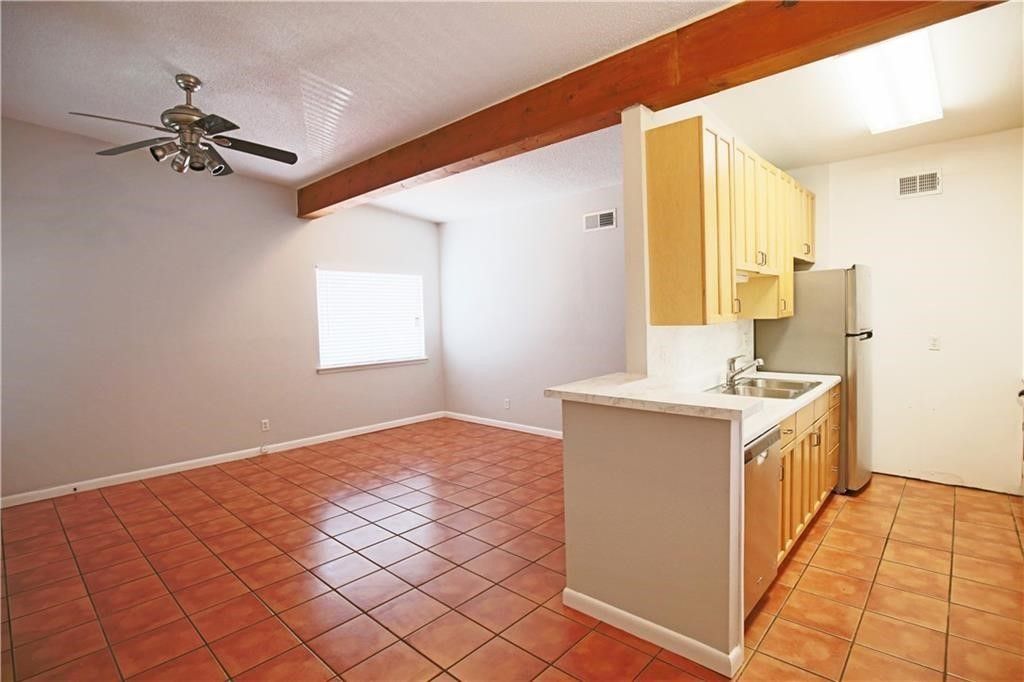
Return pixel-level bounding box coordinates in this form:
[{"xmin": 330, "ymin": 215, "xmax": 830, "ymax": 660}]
[{"xmin": 928, "ymin": 336, "xmax": 941, "ymax": 351}]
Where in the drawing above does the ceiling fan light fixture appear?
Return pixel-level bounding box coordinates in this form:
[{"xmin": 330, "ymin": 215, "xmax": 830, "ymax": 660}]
[
  {"xmin": 203, "ymin": 145, "xmax": 229, "ymax": 175},
  {"xmin": 188, "ymin": 148, "xmax": 208, "ymax": 172},
  {"xmin": 149, "ymin": 140, "xmax": 178, "ymax": 162},
  {"xmin": 170, "ymin": 150, "xmax": 191, "ymax": 174}
]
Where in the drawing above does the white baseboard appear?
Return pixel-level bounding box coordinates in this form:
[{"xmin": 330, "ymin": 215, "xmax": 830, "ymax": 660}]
[
  {"xmin": 562, "ymin": 588, "xmax": 740, "ymax": 677},
  {"xmin": 443, "ymin": 411, "xmax": 562, "ymax": 439},
  {"xmin": 1, "ymin": 411, "xmax": 447, "ymax": 508}
]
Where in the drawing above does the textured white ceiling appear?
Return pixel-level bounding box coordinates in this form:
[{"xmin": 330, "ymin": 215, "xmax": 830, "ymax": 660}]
[
  {"xmin": 375, "ymin": 2, "xmax": 1021, "ymax": 223},
  {"xmin": 0, "ymin": 1, "xmax": 725, "ymax": 188}
]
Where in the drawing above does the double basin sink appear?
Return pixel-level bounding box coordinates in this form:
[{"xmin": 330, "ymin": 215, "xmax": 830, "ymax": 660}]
[{"xmin": 706, "ymin": 377, "xmax": 821, "ymax": 400}]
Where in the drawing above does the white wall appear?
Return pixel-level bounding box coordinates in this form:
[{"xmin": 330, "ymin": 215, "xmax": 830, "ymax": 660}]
[
  {"xmin": 440, "ymin": 185, "xmax": 626, "ymax": 431},
  {"xmin": 788, "ymin": 128, "xmax": 1023, "ymax": 494},
  {"xmin": 1, "ymin": 119, "xmax": 445, "ymax": 496}
]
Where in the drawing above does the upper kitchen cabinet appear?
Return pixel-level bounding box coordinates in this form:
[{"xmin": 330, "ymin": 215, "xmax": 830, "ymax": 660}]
[
  {"xmin": 793, "ymin": 184, "xmax": 816, "ymax": 262},
  {"xmin": 646, "ymin": 116, "xmax": 737, "ymax": 326},
  {"xmin": 734, "ymin": 144, "xmax": 780, "ymax": 277}
]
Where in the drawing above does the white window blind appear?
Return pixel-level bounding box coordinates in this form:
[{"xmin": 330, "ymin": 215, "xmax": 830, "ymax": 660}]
[{"xmin": 316, "ymin": 269, "xmax": 426, "ymax": 369}]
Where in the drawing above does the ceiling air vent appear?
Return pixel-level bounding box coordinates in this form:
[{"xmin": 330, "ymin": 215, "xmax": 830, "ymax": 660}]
[
  {"xmin": 583, "ymin": 209, "xmax": 617, "ymax": 232},
  {"xmin": 898, "ymin": 170, "xmax": 942, "ymax": 198}
]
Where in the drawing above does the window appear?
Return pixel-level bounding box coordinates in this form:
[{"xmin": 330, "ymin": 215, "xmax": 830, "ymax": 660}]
[{"xmin": 316, "ymin": 269, "xmax": 426, "ymax": 370}]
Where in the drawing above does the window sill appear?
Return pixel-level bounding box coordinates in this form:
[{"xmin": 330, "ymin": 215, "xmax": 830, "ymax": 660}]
[{"xmin": 317, "ymin": 357, "xmax": 428, "ymax": 374}]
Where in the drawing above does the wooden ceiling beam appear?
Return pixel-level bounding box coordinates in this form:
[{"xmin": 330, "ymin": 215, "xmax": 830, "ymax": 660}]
[{"xmin": 297, "ymin": 0, "xmax": 998, "ymax": 218}]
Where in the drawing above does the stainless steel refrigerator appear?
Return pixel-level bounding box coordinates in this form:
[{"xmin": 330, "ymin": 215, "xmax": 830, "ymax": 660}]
[{"xmin": 755, "ymin": 265, "xmax": 873, "ymax": 492}]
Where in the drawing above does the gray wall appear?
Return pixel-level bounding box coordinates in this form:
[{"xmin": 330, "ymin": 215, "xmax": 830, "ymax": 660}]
[
  {"xmin": 439, "ymin": 185, "xmax": 626, "ymax": 431},
  {"xmin": 1, "ymin": 119, "xmax": 445, "ymax": 496}
]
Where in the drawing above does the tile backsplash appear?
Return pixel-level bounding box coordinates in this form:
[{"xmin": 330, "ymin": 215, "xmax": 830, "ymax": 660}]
[{"xmin": 646, "ymin": 320, "xmax": 754, "ymax": 390}]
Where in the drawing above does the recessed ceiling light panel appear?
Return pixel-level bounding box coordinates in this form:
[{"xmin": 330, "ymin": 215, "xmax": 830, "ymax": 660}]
[{"xmin": 838, "ymin": 30, "xmax": 944, "ymax": 135}]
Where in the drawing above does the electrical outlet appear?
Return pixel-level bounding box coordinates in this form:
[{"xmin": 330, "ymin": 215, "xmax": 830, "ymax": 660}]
[
  {"xmin": 928, "ymin": 336, "xmax": 941, "ymax": 351},
  {"xmin": 503, "ymin": 398, "xmax": 510, "ymax": 410},
  {"xmin": 260, "ymin": 418, "xmax": 271, "ymax": 432}
]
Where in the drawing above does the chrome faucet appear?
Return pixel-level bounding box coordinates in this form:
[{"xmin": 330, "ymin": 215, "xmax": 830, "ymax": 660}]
[{"xmin": 726, "ymin": 354, "xmax": 764, "ymax": 388}]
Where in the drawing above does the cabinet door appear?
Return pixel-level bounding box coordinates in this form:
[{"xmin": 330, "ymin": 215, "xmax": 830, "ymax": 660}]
[
  {"xmin": 733, "ymin": 144, "xmax": 759, "ymax": 273},
  {"xmin": 791, "ymin": 435, "xmax": 807, "ymax": 541},
  {"xmin": 703, "ymin": 127, "xmax": 737, "ymax": 323},
  {"xmin": 795, "ymin": 188, "xmax": 815, "ymax": 262},
  {"xmin": 779, "ymin": 442, "xmax": 795, "ymax": 563},
  {"xmin": 759, "ymin": 158, "xmax": 780, "ymax": 276}
]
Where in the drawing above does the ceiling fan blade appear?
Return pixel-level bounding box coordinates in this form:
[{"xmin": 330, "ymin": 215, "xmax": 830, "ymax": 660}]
[
  {"xmin": 69, "ymin": 111, "xmax": 172, "ymax": 133},
  {"xmin": 96, "ymin": 137, "xmax": 176, "ymax": 156},
  {"xmin": 211, "ymin": 136, "xmax": 298, "ymax": 165},
  {"xmin": 194, "ymin": 114, "xmax": 239, "ymax": 135}
]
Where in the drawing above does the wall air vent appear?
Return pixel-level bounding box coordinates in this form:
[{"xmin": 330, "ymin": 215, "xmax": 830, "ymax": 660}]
[
  {"xmin": 898, "ymin": 170, "xmax": 942, "ymax": 198},
  {"xmin": 583, "ymin": 209, "xmax": 617, "ymax": 231}
]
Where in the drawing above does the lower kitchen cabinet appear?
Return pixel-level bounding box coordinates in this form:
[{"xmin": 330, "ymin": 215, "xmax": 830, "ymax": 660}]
[{"xmin": 777, "ymin": 383, "xmax": 841, "ymax": 564}]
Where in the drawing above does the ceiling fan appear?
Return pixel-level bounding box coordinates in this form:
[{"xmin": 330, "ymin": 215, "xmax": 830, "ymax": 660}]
[{"xmin": 69, "ymin": 74, "xmax": 298, "ymax": 176}]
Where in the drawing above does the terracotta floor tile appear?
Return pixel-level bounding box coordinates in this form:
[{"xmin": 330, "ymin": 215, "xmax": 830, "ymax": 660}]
[
  {"xmin": 369, "ymin": 589, "xmax": 449, "ymax": 637},
  {"xmin": 84, "ymin": 557, "xmax": 155, "ymax": 593},
  {"xmin": 594, "ymin": 622, "xmax": 660, "ymax": 656},
  {"xmin": 6, "ymin": 559, "xmax": 79, "ymax": 595},
  {"xmin": 388, "ymin": 551, "xmax": 457, "ymax": 586},
  {"xmin": 948, "ymin": 603, "xmax": 1023, "ymax": 653},
  {"xmin": 307, "ymin": 614, "xmax": 397, "ymax": 674},
  {"xmin": 20, "ymin": 648, "xmax": 121, "ymax": 682},
  {"xmin": 462, "ymin": 548, "xmax": 531, "ymax": 583},
  {"xmin": 501, "ymin": 564, "xmax": 565, "ymax": 604},
  {"xmin": 431, "ymin": 534, "xmax": 492, "ymax": 563},
  {"xmin": 882, "ymin": 540, "xmax": 951, "ymax": 575},
  {"xmin": 281, "ymin": 591, "xmax": 360, "ymax": 641},
  {"xmin": 129, "ymin": 646, "xmax": 227, "ymax": 681},
  {"xmin": 148, "ymin": 541, "xmax": 213, "ymax": 572},
  {"xmin": 500, "ymin": 532, "xmax": 563, "ymax": 561},
  {"xmin": 192, "ymin": 592, "xmax": 272, "ymax": 642},
  {"xmin": 954, "ymin": 534, "xmax": 1024, "ymax": 565},
  {"xmin": 376, "ymin": 510, "xmax": 432, "ymax": 534},
  {"xmin": 420, "ymin": 566, "xmax": 492, "ymax": 607},
  {"xmin": 11, "ymin": 620, "xmax": 106, "ymax": 677},
  {"xmin": 504, "ymin": 608, "xmax": 589, "ymax": 662},
  {"xmin": 405, "ymin": 610, "xmax": 493, "ymax": 667},
  {"xmin": 554, "ymin": 631, "xmax": 652, "ymax": 681},
  {"xmin": 821, "ymin": 528, "xmax": 886, "ymax": 558},
  {"xmin": 338, "ymin": 570, "xmax": 413, "ymax": 611},
  {"xmin": 287, "ymin": 538, "xmax": 351, "ymax": 570},
  {"xmin": 865, "ymin": 584, "xmax": 948, "ymax": 632},
  {"xmin": 343, "ymin": 641, "xmax": 441, "ymax": 682},
  {"xmin": 778, "ymin": 589, "xmax": 861, "ymax": 640},
  {"xmin": 888, "ymin": 522, "xmax": 953, "ymax": 552},
  {"xmin": 359, "ymin": 536, "xmax": 422, "ymax": 567},
  {"xmin": 459, "ymin": 585, "xmax": 538, "ymax": 632},
  {"xmin": 10, "ymin": 596, "xmax": 95, "ymax": 647},
  {"xmin": 842, "ymin": 643, "xmax": 942, "ymax": 681},
  {"xmin": 98, "ymin": 594, "xmax": 183, "ymax": 644},
  {"xmin": 853, "ymin": 611, "xmax": 945, "ymax": 670},
  {"xmin": 952, "ymin": 554, "xmax": 1024, "ymax": 592},
  {"xmin": 810, "ymin": 545, "xmax": 879, "ymax": 581},
  {"xmin": 75, "ymin": 541, "xmax": 143, "ymax": 574},
  {"xmin": 111, "ymin": 617, "xmax": 203, "ymax": 678},
  {"xmin": 8, "ymin": 577, "xmax": 88, "ymax": 619},
  {"xmin": 950, "ymin": 576, "xmax": 1023, "ymax": 620},
  {"xmin": 136, "ymin": 527, "xmax": 197, "ymax": 555},
  {"xmin": 256, "ymin": 571, "xmax": 331, "ymax": 612},
  {"xmin": 737, "ymin": 652, "xmax": 822, "ymax": 681},
  {"xmin": 759, "ymin": 618, "xmax": 850, "ymax": 680},
  {"xmin": 796, "ymin": 566, "xmax": 871, "ymax": 608},
  {"xmin": 159, "ymin": 556, "xmax": 229, "ymax": 592},
  {"xmin": 235, "ymin": 554, "xmax": 305, "ymax": 590},
  {"xmin": 216, "ymin": 538, "xmax": 282, "ymax": 570},
  {"xmin": 310, "ymin": 553, "xmax": 379, "ymax": 588},
  {"xmin": 336, "ymin": 524, "xmax": 394, "ymax": 551},
  {"xmin": 202, "ymin": 527, "xmax": 262, "ymax": 554},
  {"xmin": 757, "ymin": 581, "xmax": 792, "ymax": 615},
  {"xmin": 946, "ymin": 635, "xmax": 1024, "ymax": 681},
  {"xmin": 635, "ymin": 658, "xmax": 702, "ymax": 681},
  {"xmin": 91, "ymin": 575, "xmax": 168, "ymax": 616},
  {"xmin": 873, "ymin": 560, "xmax": 949, "ymax": 600},
  {"xmin": 209, "ymin": 616, "xmax": 299, "ymax": 676},
  {"xmin": 955, "ymin": 508, "xmax": 1017, "ymax": 530},
  {"xmin": 451, "ymin": 636, "xmax": 548, "ymax": 680},
  {"xmin": 173, "ymin": 573, "xmax": 249, "ymax": 614},
  {"xmin": 401, "ymin": 521, "xmax": 462, "ymax": 548},
  {"xmin": 233, "ymin": 644, "xmax": 335, "ymax": 682},
  {"xmin": 744, "ymin": 606, "xmax": 775, "ymax": 649}
]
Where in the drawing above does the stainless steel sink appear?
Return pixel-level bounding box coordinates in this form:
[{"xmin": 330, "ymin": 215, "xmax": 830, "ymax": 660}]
[{"xmin": 706, "ymin": 377, "xmax": 821, "ymax": 399}]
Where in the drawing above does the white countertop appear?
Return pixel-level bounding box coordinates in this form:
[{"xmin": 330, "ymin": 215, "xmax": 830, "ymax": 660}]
[{"xmin": 545, "ymin": 370, "xmax": 840, "ymax": 446}]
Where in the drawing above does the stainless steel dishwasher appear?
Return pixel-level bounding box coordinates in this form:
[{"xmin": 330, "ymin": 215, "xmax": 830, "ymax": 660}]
[{"xmin": 744, "ymin": 426, "xmax": 781, "ymax": 616}]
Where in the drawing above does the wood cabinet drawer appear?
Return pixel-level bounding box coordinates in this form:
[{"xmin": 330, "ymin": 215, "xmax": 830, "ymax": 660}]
[
  {"xmin": 829, "ymin": 384, "xmax": 841, "ymax": 408},
  {"xmin": 780, "ymin": 415, "xmax": 797, "ymax": 447},
  {"xmin": 795, "ymin": 404, "xmax": 815, "ymax": 436},
  {"xmin": 813, "ymin": 394, "xmax": 829, "ymax": 420}
]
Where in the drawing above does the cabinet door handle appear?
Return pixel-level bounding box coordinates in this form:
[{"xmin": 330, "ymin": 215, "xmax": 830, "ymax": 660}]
[
  {"xmin": 734, "ymin": 298, "xmax": 742, "ymax": 314},
  {"xmin": 782, "ymin": 428, "xmax": 794, "ymax": 435},
  {"xmin": 781, "ymin": 298, "xmax": 787, "ymax": 311},
  {"xmin": 803, "ymin": 243, "xmax": 811, "ymax": 255},
  {"xmin": 811, "ymin": 433, "xmax": 821, "ymax": 446}
]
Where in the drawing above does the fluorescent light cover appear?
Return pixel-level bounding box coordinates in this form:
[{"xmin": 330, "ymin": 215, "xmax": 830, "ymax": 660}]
[{"xmin": 838, "ymin": 30, "xmax": 943, "ymax": 134}]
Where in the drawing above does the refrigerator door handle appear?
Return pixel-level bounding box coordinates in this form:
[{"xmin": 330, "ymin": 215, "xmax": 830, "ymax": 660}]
[{"xmin": 845, "ymin": 329, "xmax": 874, "ymax": 340}]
